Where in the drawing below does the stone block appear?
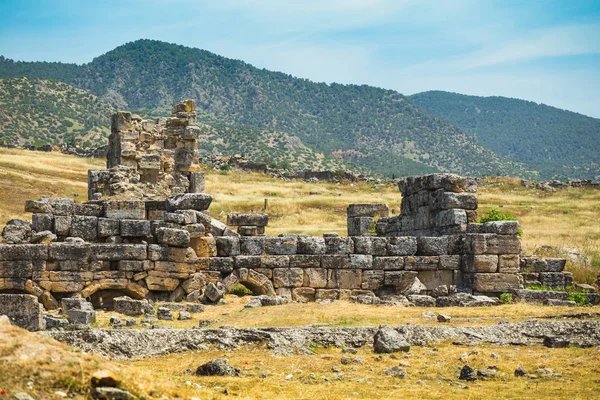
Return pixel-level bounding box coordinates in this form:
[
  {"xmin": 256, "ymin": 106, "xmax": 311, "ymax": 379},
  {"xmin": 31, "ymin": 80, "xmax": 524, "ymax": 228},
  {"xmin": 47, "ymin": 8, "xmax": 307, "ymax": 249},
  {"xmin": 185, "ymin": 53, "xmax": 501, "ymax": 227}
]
[
  {"xmin": 118, "ymin": 260, "xmax": 150, "ymax": 272},
  {"xmin": 261, "ymin": 255, "xmax": 290, "ymax": 269},
  {"xmin": 439, "ymin": 255, "xmax": 460, "ymax": 270},
  {"xmin": 114, "ymin": 296, "xmax": 151, "ymax": 316},
  {"xmin": 417, "ymin": 236, "xmax": 448, "ymax": 255},
  {"xmin": 191, "ymin": 236, "xmax": 217, "ymax": 257},
  {"xmin": 0, "ymin": 294, "xmax": 44, "ymax": 331},
  {"xmin": 89, "ymin": 244, "xmax": 147, "ymax": 261},
  {"xmin": 32, "ymin": 213, "xmax": 54, "ymax": 233},
  {"xmin": 24, "ymin": 199, "xmax": 53, "ymax": 213},
  {"xmin": 97, "ymin": 218, "xmax": 120, "ymax": 238},
  {"xmin": 72, "ymin": 203, "xmax": 103, "ymax": 217},
  {"xmin": 227, "ymin": 214, "xmax": 269, "ymax": 227},
  {"xmin": 49, "ymin": 243, "xmax": 90, "ymax": 261},
  {"xmin": 434, "ymin": 209, "xmax": 467, "ymax": 227},
  {"xmin": 361, "ymin": 270, "xmax": 385, "ymax": 290},
  {"xmin": 166, "ymin": 193, "xmax": 212, "ymax": 212},
  {"xmin": 347, "ymin": 217, "xmax": 374, "ymax": 236},
  {"xmin": 0, "ymin": 261, "xmax": 33, "ymax": 278},
  {"xmin": 263, "ymin": 237, "xmax": 297, "ymax": 255},
  {"xmin": 520, "ymin": 257, "xmax": 565, "ymax": 272},
  {"xmin": 350, "ymin": 254, "xmax": 372, "ymax": 269},
  {"xmin": 321, "ymin": 255, "xmax": 350, "ymax": 269},
  {"xmin": 165, "ymin": 212, "xmax": 186, "ymax": 225},
  {"xmin": 315, "ymin": 289, "xmax": 339, "ymax": 301},
  {"xmin": 273, "ymin": 268, "xmax": 303, "ymax": 288},
  {"xmin": 70, "ymin": 216, "xmax": 98, "ymax": 241},
  {"xmin": 297, "ymin": 237, "xmax": 326, "ymax": 254},
  {"xmin": 289, "ymin": 255, "xmax": 321, "ymax": 268},
  {"xmin": 61, "ymin": 298, "xmax": 94, "ymax": 313},
  {"xmin": 216, "ymin": 237, "xmax": 241, "ymax": 256},
  {"xmin": 303, "ymin": 268, "xmax": 328, "ymax": 288},
  {"xmin": 498, "ymin": 255, "xmax": 520, "ymax": 273},
  {"xmin": 347, "ymin": 204, "xmax": 390, "ymax": 218},
  {"xmin": 335, "ymin": 269, "xmax": 362, "ymax": 289},
  {"xmin": 387, "ymin": 237, "xmax": 417, "ymax": 256},
  {"xmin": 383, "ymin": 271, "xmax": 419, "ymax": 292},
  {"xmin": 120, "ymin": 219, "xmax": 151, "ymax": 237},
  {"xmin": 104, "ymin": 200, "xmax": 146, "ymax": 220},
  {"xmin": 417, "ymin": 270, "xmax": 454, "ymax": 290},
  {"xmin": 174, "ymin": 210, "xmax": 198, "ymax": 225},
  {"xmin": 372, "ymin": 256, "xmax": 404, "ymax": 270},
  {"xmin": 462, "ymin": 255, "xmax": 498, "ymax": 273},
  {"xmin": 189, "ymin": 172, "xmax": 206, "ymax": 193},
  {"xmin": 183, "ymin": 223, "xmax": 205, "ymax": 238},
  {"xmin": 156, "ymin": 227, "xmax": 190, "ymax": 247},
  {"xmin": 54, "ymin": 216, "xmax": 72, "ymax": 236},
  {"xmin": 404, "ymin": 256, "xmax": 440, "ymax": 271},
  {"xmin": 209, "ymin": 257, "xmax": 234, "ymax": 273},
  {"xmin": 293, "ymin": 287, "xmax": 316, "ymax": 302},
  {"xmin": 234, "ymin": 256, "xmax": 262, "ymax": 269},
  {"xmin": 324, "ymin": 237, "xmax": 354, "ymax": 254},
  {"xmin": 433, "ymin": 192, "xmax": 477, "ymax": 211},
  {"xmin": 68, "ymin": 309, "xmax": 96, "ymax": 325},
  {"xmin": 472, "ymin": 273, "xmax": 521, "ymax": 293},
  {"xmin": 240, "ymin": 237, "xmax": 264, "ymax": 255}
]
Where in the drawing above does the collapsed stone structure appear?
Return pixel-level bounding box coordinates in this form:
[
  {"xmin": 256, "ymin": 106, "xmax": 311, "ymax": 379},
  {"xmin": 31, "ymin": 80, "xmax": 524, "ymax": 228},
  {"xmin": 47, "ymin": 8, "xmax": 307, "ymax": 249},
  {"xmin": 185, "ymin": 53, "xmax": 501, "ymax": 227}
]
[{"xmin": 0, "ymin": 100, "xmax": 587, "ymax": 330}]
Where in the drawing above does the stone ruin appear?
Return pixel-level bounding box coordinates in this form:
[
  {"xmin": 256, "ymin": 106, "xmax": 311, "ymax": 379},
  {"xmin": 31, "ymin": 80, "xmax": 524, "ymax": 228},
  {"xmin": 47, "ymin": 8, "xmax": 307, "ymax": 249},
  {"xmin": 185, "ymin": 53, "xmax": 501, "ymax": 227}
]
[{"xmin": 0, "ymin": 100, "xmax": 594, "ymax": 331}]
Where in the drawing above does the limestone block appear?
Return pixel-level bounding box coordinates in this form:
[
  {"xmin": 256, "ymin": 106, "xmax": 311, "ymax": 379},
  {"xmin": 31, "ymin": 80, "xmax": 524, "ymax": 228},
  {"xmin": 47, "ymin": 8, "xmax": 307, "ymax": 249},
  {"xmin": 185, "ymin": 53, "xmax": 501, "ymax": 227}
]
[
  {"xmin": 120, "ymin": 219, "xmax": 151, "ymax": 237},
  {"xmin": 325, "ymin": 237, "xmax": 354, "ymax": 254},
  {"xmin": 417, "ymin": 236, "xmax": 448, "ymax": 255},
  {"xmin": 183, "ymin": 224, "xmax": 205, "ymax": 239},
  {"xmin": 276, "ymin": 288, "xmax": 293, "ymax": 298},
  {"xmin": 352, "ymin": 237, "xmax": 372, "ymax": 254},
  {"xmin": 147, "ymin": 245, "xmax": 196, "ymax": 263},
  {"xmin": 156, "ymin": 227, "xmax": 190, "ymax": 248},
  {"xmin": 89, "ymin": 244, "xmax": 147, "ymax": 261},
  {"xmin": 70, "ymin": 216, "xmax": 98, "ymax": 241},
  {"xmin": 240, "ymin": 237, "xmax": 264, "ymax": 255},
  {"xmin": 347, "ymin": 217, "xmax": 374, "ymax": 236},
  {"xmin": 104, "ymin": 200, "xmax": 146, "ymax": 220},
  {"xmin": 417, "ymin": 270, "xmax": 454, "ymax": 290},
  {"xmin": 434, "ymin": 209, "xmax": 467, "ymax": 227},
  {"xmin": 498, "ymin": 255, "xmax": 520, "ymax": 273},
  {"xmin": 472, "ymin": 273, "xmax": 521, "ymax": 293},
  {"xmin": 361, "ymin": 270, "xmax": 384, "ymax": 290},
  {"xmin": 165, "ymin": 212, "xmax": 186, "ymax": 225},
  {"xmin": 32, "ymin": 213, "xmax": 54, "ymax": 233},
  {"xmin": 189, "ymin": 172, "xmax": 206, "ymax": 193},
  {"xmin": 54, "ymin": 216, "xmax": 72, "ymax": 237},
  {"xmin": 234, "ymin": 256, "xmax": 262, "ymax": 269},
  {"xmin": 49, "ymin": 243, "xmax": 90, "ymax": 261},
  {"xmin": 315, "ymin": 289, "xmax": 339, "ymax": 301},
  {"xmin": 181, "ymin": 273, "xmax": 206, "ymax": 294},
  {"xmin": 383, "ymin": 271, "xmax": 419, "ymax": 292},
  {"xmin": 335, "ymin": 269, "xmax": 362, "ymax": 289},
  {"xmin": 114, "ymin": 296, "xmax": 151, "ymax": 316},
  {"xmin": 289, "ymin": 255, "xmax": 321, "ymax": 268},
  {"xmin": 293, "ymin": 287, "xmax": 316, "ymax": 302},
  {"xmin": 24, "ymin": 199, "xmax": 53, "ymax": 213},
  {"xmin": 166, "ymin": 193, "xmax": 212, "ymax": 212},
  {"xmin": 209, "ymin": 257, "xmax": 234, "ymax": 273},
  {"xmin": 520, "ymin": 257, "xmax": 565, "ymax": 272},
  {"xmin": 372, "ymin": 256, "xmax": 404, "ymax": 270},
  {"xmin": 297, "ymin": 237, "xmax": 326, "ymax": 254},
  {"xmin": 67, "ymin": 309, "xmax": 96, "ymax": 325},
  {"xmin": 263, "ymin": 237, "xmax": 297, "ymax": 255},
  {"xmin": 387, "ymin": 237, "xmax": 417, "ymax": 256},
  {"xmin": 145, "ymin": 275, "xmax": 180, "ymax": 291},
  {"xmin": 350, "ymin": 254, "xmax": 372, "ymax": 269},
  {"xmin": 273, "ymin": 268, "xmax": 303, "ymax": 288},
  {"xmin": 72, "ymin": 203, "xmax": 103, "ymax": 217},
  {"xmin": 216, "ymin": 237, "xmax": 241, "ymax": 257},
  {"xmin": 0, "ymin": 261, "xmax": 33, "ymax": 278},
  {"xmin": 439, "ymin": 255, "xmax": 460, "ymax": 270},
  {"xmin": 321, "ymin": 255, "xmax": 350, "ymax": 269},
  {"xmin": 303, "ymin": 268, "xmax": 328, "ymax": 288},
  {"xmin": 46, "ymin": 198, "xmax": 75, "ymax": 216},
  {"xmin": 432, "ymin": 191, "xmax": 477, "ymax": 211},
  {"xmin": 238, "ymin": 226, "xmax": 258, "ymax": 236},
  {"xmin": 261, "ymin": 256, "xmax": 290, "ymax": 269},
  {"xmin": 462, "ymin": 255, "xmax": 498, "ymax": 273},
  {"xmin": 138, "ymin": 153, "xmax": 161, "ymax": 170},
  {"xmin": 191, "ymin": 236, "xmax": 217, "ymax": 257},
  {"xmin": 404, "ymin": 256, "xmax": 439, "ymax": 271},
  {"xmin": 61, "ymin": 298, "xmax": 94, "ymax": 313},
  {"xmin": 347, "ymin": 204, "xmax": 390, "ymax": 218},
  {"xmin": 118, "ymin": 260, "xmax": 150, "ymax": 272},
  {"xmin": 0, "ymin": 294, "xmax": 44, "ymax": 331},
  {"xmin": 227, "ymin": 214, "xmax": 269, "ymax": 227}
]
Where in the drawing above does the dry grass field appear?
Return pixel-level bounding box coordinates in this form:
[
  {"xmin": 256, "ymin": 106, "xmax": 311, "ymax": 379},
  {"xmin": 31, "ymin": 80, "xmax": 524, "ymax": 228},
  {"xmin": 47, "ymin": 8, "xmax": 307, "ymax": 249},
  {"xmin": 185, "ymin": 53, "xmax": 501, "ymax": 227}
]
[{"xmin": 1, "ymin": 147, "xmax": 598, "ymax": 283}]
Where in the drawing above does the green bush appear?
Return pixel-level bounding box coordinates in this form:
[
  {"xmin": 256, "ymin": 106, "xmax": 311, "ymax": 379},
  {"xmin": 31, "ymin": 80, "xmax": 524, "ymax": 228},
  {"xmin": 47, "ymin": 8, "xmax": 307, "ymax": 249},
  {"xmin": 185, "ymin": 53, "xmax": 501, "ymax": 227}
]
[
  {"xmin": 567, "ymin": 291, "xmax": 589, "ymax": 305},
  {"xmin": 499, "ymin": 293, "xmax": 513, "ymax": 304},
  {"xmin": 229, "ymin": 283, "xmax": 253, "ymax": 297},
  {"xmin": 527, "ymin": 284, "xmax": 555, "ymax": 291},
  {"xmin": 478, "ymin": 208, "xmax": 523, "ymax": 237}
]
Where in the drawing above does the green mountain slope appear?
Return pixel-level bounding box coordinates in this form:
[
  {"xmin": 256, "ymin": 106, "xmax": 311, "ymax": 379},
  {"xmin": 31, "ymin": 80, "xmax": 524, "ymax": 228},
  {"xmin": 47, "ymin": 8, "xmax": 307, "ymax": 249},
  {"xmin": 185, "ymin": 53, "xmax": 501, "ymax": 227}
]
[
  {"xmin": 410, "ymin": 91, "xmax": 600, "ymax": 180},
  {"xmin": 0, "ymin": 77, "xmax": 114, "ymax": 147},
  {"xmin": 0, "ymin": 40, "xmax": 531, "ymax": 178}
]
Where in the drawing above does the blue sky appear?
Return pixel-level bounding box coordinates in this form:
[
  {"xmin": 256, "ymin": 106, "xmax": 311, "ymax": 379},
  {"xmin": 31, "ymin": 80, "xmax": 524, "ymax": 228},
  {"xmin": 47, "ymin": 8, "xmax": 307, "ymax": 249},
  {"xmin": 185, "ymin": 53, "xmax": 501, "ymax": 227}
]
[{"xmin": 1, "ymin": 0, "xmax": 599, "ymax": 117}]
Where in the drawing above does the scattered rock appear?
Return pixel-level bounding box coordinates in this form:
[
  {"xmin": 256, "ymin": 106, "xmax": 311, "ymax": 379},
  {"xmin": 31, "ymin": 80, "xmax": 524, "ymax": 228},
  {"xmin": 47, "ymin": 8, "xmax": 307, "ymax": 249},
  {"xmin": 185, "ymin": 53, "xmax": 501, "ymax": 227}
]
[
  {"xmin": 203, "ymin": 283, "xmax": 224, "ymax": 304},
  {"xmin": 195, "ymin": 359, "xmax": 240, "ymax": 377},
  {"xmin": 459, "ymin": 365, "xmax": 477, "ymax": 381},
  {"xmin": 437, "ymin": 314, "xmax": 451, "ymax": 323},
  {"xmin": 341, "ymin": 356, "xmax": 364, "ymax": 365},
  {"xmin": 543, "ymin": 335, "xmax": 570, "ymax": 348},
  {"xmin": 91, "ymin": 387, "xmax": 136, "ymax": 400},
  {"xmin": 157, "ymin": 307, "xmax": 173, "ymax": 321},
  {"xmin": 383, "ymin": 366, "xmax": 406, "ymax": 378},
  {"xmin": 91, "ymin": 370, "xmax": 121, "ymax": 388},
  {"xmin": 178, "ymin": 311, "xmax": 192, "ymax": 320},
  {"xmin": 373, "ymin": 326, "xmax": 410, "ymax": 353},
  {"xmin": 342, "ymin": 348, "xmax": 358, "ymax": 354},
  {"xmin": 11, "ymin": 393, "xmax": 36, "ymax": 400},
  {"xmin": 514, "ymin": 366, "xmax": 526, "ymax": 377}
]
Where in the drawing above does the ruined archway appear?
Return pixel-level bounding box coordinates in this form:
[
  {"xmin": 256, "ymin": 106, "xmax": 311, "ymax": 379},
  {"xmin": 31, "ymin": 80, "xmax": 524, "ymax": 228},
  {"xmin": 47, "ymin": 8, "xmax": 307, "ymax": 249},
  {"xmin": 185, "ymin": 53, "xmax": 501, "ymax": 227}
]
[
  {"xmin": 223, "ymin": 269, "xmax": 276, "ymax": 296},
  {"xmin": 80, "ymin": 280, "xmax": 148, "ymax": 310}
]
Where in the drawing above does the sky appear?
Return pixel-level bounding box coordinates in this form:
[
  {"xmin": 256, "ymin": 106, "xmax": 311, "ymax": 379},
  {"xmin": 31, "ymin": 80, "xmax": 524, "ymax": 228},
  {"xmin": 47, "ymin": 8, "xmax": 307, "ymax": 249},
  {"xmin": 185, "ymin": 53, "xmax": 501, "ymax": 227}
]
[{"xmin": 0, "ymin": 0, "xmax": 599, "ymax": 117}]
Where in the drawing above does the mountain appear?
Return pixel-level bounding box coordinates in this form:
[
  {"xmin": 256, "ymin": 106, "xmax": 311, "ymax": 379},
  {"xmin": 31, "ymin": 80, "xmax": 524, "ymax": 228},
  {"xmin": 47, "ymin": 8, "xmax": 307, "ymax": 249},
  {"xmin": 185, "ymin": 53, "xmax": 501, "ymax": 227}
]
[
  {"xmin": 410, "ymin": 91, "xmax": 600, "ymax": 180},
  {"xmin": 0, "ymin": 40, "xmax": 531, "ymax": 178},
  {"xmin": 0, "ymin": 76, "xmax": 114, "ymax": 147}
]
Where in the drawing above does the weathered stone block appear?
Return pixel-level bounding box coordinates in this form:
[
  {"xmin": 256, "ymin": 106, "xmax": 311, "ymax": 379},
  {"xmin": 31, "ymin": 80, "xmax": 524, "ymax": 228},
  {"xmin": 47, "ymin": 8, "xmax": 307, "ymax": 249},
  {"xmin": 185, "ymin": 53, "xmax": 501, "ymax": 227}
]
[
  {"xmin": 498, "ymin": 254, "xmax": 520, "ymax": 273},
  {"xmin": 350, "ymin": 254, "xmax": 372, "ymax": 269},
  {"xmin": 216, "ymin": 237, "xmax": 240, "ymax": 257},
  {"xmin": 70, "ymin": 216, "xmax": 98, "ymax": 241},
  {"xmin": 335, "ymin": 269, "xmax": 362, "ymax": 289},
  {"xmin": 361, "ymin": 270, "xmax": 384, "ymax": 290},
  {"xmin": 293, "ymin": 287, "xmax": 316, "ymax": 302},
  {"xmin": 234, "ymin": 256, "xmax": 262, "ymax": 269},
  {"xmin": 417, "ymin": 236, "xmax": 448, "ymax": 255},
  {"xmin": 113, "ymin": 296, "xmax": 151, "ymax": 316},
  {"xmin": 49, "ymin": 243, "xmax": 89, "ymax": 261},
  {"xmin": 297, "ymin": 237, "xmax": 326, "ymax": 254},
  {"xmin": 166, "ymin": 193, "xmax": 212, "ymax": 212},
  {"xmin": 209, "ymin": 257, "xmax": 234, "ymax": 273},
  {"xmin": 120, "ymin": 219, "xmax": 151, "ymax": 237},
  {"xmin": 0, "ymin": 260, "xmax": 33, "ymax": 278},
  {"xmin": 89, "ymin": 244, "xmax": 147, "ymax": 261},
  {"xmin": 462, "ymin": 255, "xmax": 498, "ymax": 273},
  {"xmin": 191, "ymin": 236, "xmax": 217, "ymax": 257},
  {"xmin": 61, "ymin": 298, "xmax": 94, "ymax": 313},
  {"xmin": 472, "ymin": 273, "xmax": 521, "ymax": 293},
  {"xmin": 67, "ymin": 309, "xmax": 96, "ymax": 325},
  {"xmin": 25, "ymin": 199, "xmax": 53, "ymax": 214},
  {"xmin": 315, "ymin": 289, "xmax": 339, "ymax": 301},
  {"xmin": 347, "ymin": 217, "xmax": 374, "ymax": 236},
  {"xmin": 227, "ymin": 214, "xmax": 268, "ymax": 227},
  {"xmin": 156, "ymin": 227, "xmax": 190, "ymax": 248},
  {"xmin": 303, "ymin": 268, "xmax": 328, "ymax": 288},
  {"xmin": 404, "ymin": 256, "xmax": 440, "ymax": 271},
  {"xmin": 439, "ymin": 255, "xmax": 460, "ymax": 270},
  {"xmin": 263, "ymin": 237, "xmax": 297, "ymax": 255},
  {"xmin": 261, "ymin": 255, "xmax": 290, "ymax": 269},
  {"xmin": 53, "ymin": 215, "xmax": 72, "ymax": 236},
  {"xmin": 145, "ymin": 275, "xmax": 179, "ymax": 291},
  {"xmin": 434, "ymin": 209, "xmax": 467, "ymax": 227},
  {"xmin": 289, "ymin": 255, "xmax": 321, "ymax": 268},
  {"xmin": 239, "ymin": 237, "xmax": 264, "ymax": 255},
  {"xmin": 32, "ymin": 213, "xmax": 54, "ymax": 233},
  {"xmin": 189, "ymin": 172, "xmax": 205, "ymax": 193},
  {"xmin": 321, "ymin": 255, "xmax": 350, "ymax": 269},
  {"xmin": 383, "ymin": 271, "xmax": 418, "ymax": 292},
  {"xmin": 387, "ymin": 237, "xmax": 417, "ymax": 256},
  {"xmin": 273, "ymin": 268, "xmax": 303, "ymax": 288},
  {"xmin": 104, "ymin": 200, "xmax": 146, "ymax": 220},
  {"xmin": 0, "ymin": 294, "xmax": 44, "ymax": 331},
  {"xmin": 72, "ymin": 203, "xmax": 103, "ymax": 217},
  {"xmin": 325, "ymin": 237, "xmax": 354, "ymax": 254},
  {"xmin": 347, "ymin": 204, "xmax": 390, "ymax": 218},
  {"xmin": 372, "ymin": 256, "xmax": 404, "ymax": 270},
  {"xmin": 417, "ymin": 270, "xmax": 454, "ymax": 290},
  {"xmin": 433, "ymin": 191, "xmax": 477, "ymax": 211}
]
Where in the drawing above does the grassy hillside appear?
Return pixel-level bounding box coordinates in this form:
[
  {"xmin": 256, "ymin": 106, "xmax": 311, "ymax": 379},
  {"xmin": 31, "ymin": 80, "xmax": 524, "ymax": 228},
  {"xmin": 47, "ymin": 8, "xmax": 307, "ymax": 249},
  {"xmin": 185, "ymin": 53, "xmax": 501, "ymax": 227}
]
[
  {"xmin": 0, "ymin": 77, "xmax": 114, "ymax": 147},
  {"xmin": 0, "ymin": 148, "xmax": 597, "ymax": 283},
  {"xmin": 410, "ymin": 91, "xmax": 600, "ymax": 180},
  {"xmin": 0, "ymin": 40, "xmax": 530, "ymax": 178}
]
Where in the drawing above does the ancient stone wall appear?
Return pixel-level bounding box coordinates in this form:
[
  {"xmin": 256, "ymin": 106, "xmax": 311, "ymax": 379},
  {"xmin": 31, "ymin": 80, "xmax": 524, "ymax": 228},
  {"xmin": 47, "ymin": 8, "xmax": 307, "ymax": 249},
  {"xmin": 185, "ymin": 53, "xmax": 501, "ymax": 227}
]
[{"xmin": 88, "ymin": 100, "xmax": 205, "ymax": 199}]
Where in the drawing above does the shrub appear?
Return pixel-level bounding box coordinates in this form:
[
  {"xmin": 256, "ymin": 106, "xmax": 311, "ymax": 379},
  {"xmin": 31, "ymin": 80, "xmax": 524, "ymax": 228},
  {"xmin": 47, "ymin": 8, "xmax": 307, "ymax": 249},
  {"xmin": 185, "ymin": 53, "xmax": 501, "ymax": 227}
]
[
  {"xmin": 567, "ymin": 291, "xmax": 589, "ymax": 305},
  {"xmin": 499, "ymin": 293, "xmax": 513, "ymax": 304},
  {"xmin": 229, "ymin": 283, "xmax": 253, "ymax": 297},
  {"xmin": 478, "ymin": 208, "xmax": 523, "ymax": 237}
]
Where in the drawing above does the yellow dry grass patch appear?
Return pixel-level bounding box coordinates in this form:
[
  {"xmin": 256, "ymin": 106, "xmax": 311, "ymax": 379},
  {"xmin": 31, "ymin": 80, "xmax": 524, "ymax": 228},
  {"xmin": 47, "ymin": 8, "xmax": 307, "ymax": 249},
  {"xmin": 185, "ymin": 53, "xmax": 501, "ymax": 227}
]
[
  {"xmin": 116, "ymin": 342, "xmax": 600, "ymax": 400},
  {"xmin": 94, "ymin": 295, "xmax": 598, "ymax": 330}
]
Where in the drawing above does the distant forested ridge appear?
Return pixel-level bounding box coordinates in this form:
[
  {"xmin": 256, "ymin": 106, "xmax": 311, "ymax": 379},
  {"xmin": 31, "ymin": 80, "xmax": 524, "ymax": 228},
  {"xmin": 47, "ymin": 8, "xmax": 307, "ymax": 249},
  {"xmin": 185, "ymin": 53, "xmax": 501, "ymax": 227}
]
[{"xmin": 410, "ymin": 91, "xmax": 600, "ymax": 180}]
